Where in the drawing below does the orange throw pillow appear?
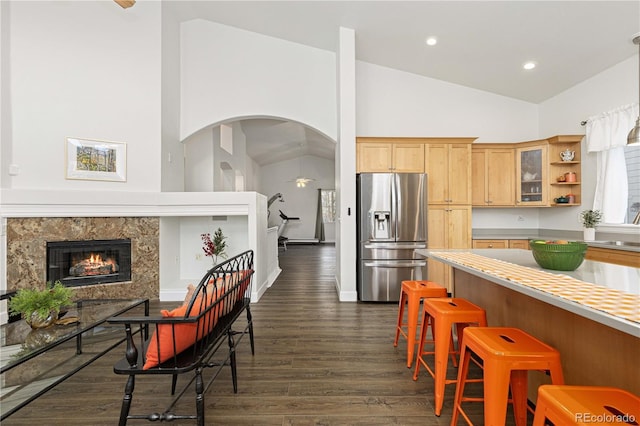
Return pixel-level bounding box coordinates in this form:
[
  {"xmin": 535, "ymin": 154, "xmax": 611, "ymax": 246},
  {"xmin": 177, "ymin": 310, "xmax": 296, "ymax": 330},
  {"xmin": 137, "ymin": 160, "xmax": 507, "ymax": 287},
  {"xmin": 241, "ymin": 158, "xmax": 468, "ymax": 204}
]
[{"xmin": 143, "ymin": 286, "xmax": 223, "ymax": 370}]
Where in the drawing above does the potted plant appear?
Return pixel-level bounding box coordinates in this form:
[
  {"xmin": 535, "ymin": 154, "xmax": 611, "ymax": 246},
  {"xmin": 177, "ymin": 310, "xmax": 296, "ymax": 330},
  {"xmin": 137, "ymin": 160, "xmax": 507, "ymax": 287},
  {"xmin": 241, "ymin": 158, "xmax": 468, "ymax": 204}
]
[
  {"xmin": 8, "ymin": 280, "xmax": 75, "ymax": 329},
  {"xmin": 579, "ymin": 209, "xmax": 602, "ymax": 241}
]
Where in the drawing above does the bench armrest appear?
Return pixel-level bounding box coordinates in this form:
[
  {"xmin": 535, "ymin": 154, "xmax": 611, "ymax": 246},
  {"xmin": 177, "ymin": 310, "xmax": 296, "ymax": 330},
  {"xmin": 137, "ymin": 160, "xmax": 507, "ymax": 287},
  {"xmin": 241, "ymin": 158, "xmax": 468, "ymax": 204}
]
[{"xmin": 108, "ymin": 315, "xmax": 199, "ymax": 325}]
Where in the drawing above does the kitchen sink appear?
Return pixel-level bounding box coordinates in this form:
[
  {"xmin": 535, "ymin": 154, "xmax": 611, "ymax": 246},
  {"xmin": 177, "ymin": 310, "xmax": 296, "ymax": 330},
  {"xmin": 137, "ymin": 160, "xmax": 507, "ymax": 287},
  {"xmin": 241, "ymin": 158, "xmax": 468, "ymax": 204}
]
[{"xmin": 591, "ymin": 240, "xmax": 640, "ymax": 247}]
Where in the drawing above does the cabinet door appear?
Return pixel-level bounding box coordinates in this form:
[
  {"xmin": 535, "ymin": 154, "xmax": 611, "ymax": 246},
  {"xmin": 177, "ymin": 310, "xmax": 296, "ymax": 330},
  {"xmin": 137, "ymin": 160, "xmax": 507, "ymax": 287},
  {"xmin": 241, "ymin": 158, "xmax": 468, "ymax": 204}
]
[
  {"xmin": 509, "ymin": 240, "xmax": 530, "ymax": 249},
  {"xmin": 425, "ymin": 144, "xmax": 449, "ymax": 204},
  {"xmin": 427, "ymin": 206, "xmax": 447, "ymax": 249},
  {"xmin": 447, "ymin": 206, "xmax": 472, "ymax": 248},
  {"xmin": 486, "ymin": 149, "xmax": 515, "ymax": 206},
  {"xmin": 427, "ymin": 258, "xmax": 450, "ymax": 293},
  {"xmin": 393, "ymin": 144, "xmax": 425, "ymax": 172},
  {"xmin": 357, "ymin": 143, "xmax": 392, "ymax": 172},
  {"xmin": 471, "ymin": 150, "xmax": 487, "ymax": 205},
  {"xmin": 448, "ymin": 144, "xmax": 472, "ymax": 204},
  {"xmin": 516, "ymin": 145, "xmax": 548, "ymax": 206},
  {"xmin": 429, "ymin": 205, "xmax": 471, "ymax": 248},
  {"xmin": 427, "ymin": 205, "xmax": 471, "ymax": 292},
  {"xmin": 425, "ymin": 144, "xmax": 471, "ymax": 204},
  {"xmin": 473, "ymin": 239, "xmax": 509, "ymax": 249}
]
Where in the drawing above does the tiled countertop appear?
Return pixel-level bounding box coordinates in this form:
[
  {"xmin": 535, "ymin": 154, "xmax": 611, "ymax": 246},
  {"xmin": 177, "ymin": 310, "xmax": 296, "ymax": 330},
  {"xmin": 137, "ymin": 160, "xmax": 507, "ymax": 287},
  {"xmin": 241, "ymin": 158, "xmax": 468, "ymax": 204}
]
[{"xmin": 416, "ymin": 249, "xmax": 639, "ymax": 337}]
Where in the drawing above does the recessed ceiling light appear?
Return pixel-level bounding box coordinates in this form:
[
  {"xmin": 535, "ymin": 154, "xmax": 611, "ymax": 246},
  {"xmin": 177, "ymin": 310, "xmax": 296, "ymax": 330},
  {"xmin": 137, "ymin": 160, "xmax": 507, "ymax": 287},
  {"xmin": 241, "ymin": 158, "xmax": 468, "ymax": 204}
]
[
  {"xmin": 425, "ymin": 37, "xmax": 437, "ymax": 46},
  {"xmin": 523, "ymin": 62, "xmax": 536, "ymax": 70}
]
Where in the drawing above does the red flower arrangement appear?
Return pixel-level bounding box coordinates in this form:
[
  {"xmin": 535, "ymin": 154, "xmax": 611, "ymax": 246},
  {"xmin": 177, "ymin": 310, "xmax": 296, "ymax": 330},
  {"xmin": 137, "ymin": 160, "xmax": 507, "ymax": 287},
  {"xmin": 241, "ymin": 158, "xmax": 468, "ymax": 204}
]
[{"xmin": 201, "ymin": 228, "xmax": 227, "ymax": 264}]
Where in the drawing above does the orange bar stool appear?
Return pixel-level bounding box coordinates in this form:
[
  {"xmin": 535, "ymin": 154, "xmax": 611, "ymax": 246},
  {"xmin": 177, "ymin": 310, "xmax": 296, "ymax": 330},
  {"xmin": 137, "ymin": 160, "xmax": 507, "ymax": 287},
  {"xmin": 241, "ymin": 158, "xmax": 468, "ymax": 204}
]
[
  {"xmin": 394, "ymin": 280, "xmax": 448, "ymax": 368},
  {"xmin": 413, "ymin": 297, "xmax": 487, "ymax": 416},
  {"xmin": 451, "ymin": 327, "xmax": 565, "ymax": 426},
  {"xmin": 533, "ymin": 385, "xmax": 640, "ymax": 426}
]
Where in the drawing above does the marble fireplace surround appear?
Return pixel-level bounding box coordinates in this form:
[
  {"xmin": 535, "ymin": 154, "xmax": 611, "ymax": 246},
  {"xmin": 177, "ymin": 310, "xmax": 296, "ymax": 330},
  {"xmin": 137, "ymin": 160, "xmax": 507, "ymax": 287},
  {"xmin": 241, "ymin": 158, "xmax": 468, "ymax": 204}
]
[
  {"xmin": 6, "ymin": 217, "xmax": 159, "ymax": 300},
  {"xmin": 0, "ymin": 189, "xmax": 267, "ymax": 324}
]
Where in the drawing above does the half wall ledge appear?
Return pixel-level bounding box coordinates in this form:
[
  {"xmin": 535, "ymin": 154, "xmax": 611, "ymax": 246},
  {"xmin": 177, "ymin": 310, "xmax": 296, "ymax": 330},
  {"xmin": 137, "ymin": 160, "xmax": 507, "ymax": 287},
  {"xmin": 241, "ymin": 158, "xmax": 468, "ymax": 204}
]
[{"xmin": 0, "ymin": 189, "xmax": 269, "ymax": 321}]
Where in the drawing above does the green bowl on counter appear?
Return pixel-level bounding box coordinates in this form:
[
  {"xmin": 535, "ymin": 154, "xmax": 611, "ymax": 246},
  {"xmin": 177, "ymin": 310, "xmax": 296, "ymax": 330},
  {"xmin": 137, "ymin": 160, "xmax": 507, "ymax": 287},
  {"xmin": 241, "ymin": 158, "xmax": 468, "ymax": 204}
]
[{"xmin": 529, "ymin": 240, "xmax": 588, "ymax": 271}]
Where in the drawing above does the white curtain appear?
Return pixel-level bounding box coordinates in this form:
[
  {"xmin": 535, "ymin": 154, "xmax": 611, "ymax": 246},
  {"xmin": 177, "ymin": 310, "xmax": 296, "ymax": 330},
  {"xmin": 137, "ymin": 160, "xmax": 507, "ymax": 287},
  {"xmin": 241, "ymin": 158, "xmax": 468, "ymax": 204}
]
[{"xmin": 585, "ymin": 103, "xmax": 638, "ymax": 224}]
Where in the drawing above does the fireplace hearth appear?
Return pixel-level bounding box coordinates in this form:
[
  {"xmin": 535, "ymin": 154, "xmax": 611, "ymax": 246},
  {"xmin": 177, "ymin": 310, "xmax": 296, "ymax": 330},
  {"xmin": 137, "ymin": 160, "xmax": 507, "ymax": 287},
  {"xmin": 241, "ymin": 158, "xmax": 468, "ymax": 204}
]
[{"xmin": 47, "ymin": 239, "xmax": 132, "ymax": 287}]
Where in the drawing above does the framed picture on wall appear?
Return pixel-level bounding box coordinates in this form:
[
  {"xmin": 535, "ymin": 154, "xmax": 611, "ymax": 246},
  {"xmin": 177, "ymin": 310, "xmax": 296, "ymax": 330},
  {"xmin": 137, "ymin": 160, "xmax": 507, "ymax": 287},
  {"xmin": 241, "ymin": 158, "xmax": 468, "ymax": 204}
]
[{"xmin": 65, "ymin": 137, "xmax": 127, "ymax": 182}]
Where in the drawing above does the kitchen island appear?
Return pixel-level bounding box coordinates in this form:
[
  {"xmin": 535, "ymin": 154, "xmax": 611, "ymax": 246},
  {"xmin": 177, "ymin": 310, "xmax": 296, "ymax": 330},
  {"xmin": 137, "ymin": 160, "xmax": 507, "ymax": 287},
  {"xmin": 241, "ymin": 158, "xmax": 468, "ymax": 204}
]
[{"xmin": 416, "ymin": 248, "xmax": 640, "ymax": 397}]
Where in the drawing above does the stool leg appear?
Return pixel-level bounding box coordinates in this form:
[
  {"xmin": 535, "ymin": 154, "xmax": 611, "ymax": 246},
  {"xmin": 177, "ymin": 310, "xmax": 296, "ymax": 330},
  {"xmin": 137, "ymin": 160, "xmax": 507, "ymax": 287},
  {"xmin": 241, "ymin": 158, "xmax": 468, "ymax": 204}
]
[
  {"xmin": 394, "ymin": 291, "xmax": 406, "ymax": 347},
  {"xmin": 405, "ymin": 292, "xmax": 421, "ymax": 368},
  {"xmin": 549, "ymin": 361, "xmax": 565, "ymax": 385},
  {"xmin": 532, "ymin": 403, "xmax": 549, "ymax": 426},
  {"xmin": 483, "ymin": 358, "xmax": 511, "ymax": 426},
  {"xmin": 412, "ymin": 310, "xmax": 431, "ymax": 380},
  {"xmin": 510, "ymin": 370, "xmax": 528, "ymax": 426},
  {"xmin": 433, "ymin": 317, "xmax": 453, "ymax": 416},
  {"xmin": 450, "ymin": 342, "xmax": 472, "ymax": 426}
]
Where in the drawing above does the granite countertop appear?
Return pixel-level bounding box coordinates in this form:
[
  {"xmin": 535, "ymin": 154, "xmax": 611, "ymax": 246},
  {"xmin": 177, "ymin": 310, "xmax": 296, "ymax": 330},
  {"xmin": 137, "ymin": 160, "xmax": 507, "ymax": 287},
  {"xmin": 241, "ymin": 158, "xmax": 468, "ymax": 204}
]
[{"xmin": 416, "ymin": 248, "xmax": 639, "ymax": 337}]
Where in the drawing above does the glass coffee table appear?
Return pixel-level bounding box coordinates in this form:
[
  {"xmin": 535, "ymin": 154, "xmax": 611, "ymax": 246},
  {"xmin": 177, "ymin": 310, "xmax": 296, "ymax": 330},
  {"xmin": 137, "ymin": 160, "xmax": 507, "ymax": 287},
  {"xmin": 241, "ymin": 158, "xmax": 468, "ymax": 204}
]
[{"xmin": 0, "ymin": 298, "xmax": 149, "ymax": 420}]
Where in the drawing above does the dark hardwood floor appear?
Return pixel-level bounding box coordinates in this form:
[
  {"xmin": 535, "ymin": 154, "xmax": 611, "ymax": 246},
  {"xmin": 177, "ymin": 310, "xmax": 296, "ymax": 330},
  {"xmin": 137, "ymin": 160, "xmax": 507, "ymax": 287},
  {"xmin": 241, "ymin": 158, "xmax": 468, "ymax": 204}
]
[{"xmin": 3, "ymin": 244, "xmax": 523, "ymax": 425}]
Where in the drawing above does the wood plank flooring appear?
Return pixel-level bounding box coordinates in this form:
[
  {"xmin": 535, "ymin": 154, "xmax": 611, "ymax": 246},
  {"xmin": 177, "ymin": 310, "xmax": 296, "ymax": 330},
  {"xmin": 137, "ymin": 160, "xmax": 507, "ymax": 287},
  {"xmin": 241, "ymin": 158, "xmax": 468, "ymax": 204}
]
[{"xmin": 2, "ymin": 244, "xmax": 525, "ymax": 425}]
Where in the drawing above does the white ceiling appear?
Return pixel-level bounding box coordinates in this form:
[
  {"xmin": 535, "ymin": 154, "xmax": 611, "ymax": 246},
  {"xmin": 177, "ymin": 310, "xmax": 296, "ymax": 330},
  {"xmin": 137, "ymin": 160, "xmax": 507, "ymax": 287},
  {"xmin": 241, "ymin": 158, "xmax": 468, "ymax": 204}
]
[{"xmin": 167, "ymin": 1, "xmax": 640, "ymax": 165}]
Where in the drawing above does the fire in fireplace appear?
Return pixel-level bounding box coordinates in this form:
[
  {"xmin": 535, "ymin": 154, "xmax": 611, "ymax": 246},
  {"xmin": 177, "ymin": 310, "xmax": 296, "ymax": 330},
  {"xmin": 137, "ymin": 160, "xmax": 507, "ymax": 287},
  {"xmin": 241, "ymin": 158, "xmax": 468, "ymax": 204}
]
[{"xmin": 47, "ymin": 239, "xmax": 132, "ymax": 287}]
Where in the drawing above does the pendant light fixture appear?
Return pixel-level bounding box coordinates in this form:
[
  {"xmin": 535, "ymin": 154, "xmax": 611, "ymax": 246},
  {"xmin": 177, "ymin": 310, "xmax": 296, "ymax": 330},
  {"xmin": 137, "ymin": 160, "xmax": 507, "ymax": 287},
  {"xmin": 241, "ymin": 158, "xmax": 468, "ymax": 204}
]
[{"xmin": 628, "ymin": 34, "xmax": 640, "ymax": 146}]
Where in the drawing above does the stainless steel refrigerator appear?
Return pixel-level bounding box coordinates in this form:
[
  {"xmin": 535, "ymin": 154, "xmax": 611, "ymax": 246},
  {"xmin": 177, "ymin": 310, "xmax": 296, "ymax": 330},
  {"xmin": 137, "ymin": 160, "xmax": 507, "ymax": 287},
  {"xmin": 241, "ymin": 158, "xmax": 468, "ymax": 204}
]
[{"xmin": 356, "ymin": 173, "xmax": 428, "ymax": 302}]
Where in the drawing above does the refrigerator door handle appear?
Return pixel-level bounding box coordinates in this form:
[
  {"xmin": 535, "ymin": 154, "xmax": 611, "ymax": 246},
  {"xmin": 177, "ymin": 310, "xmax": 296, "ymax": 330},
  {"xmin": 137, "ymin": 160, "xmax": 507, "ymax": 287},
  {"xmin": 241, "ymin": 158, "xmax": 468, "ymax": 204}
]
[
  {"xmin": 364, "ymin": 243, "xmax": 427, "ymax": 250},
  {"xmin": 364, "ymin": 261, "xmax": 428, "ymax": 268}
]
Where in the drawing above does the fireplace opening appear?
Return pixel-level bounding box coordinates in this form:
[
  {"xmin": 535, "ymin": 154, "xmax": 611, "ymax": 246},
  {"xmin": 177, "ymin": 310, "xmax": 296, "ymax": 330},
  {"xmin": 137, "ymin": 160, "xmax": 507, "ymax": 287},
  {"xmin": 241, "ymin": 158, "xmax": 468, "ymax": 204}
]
[{"xmin": 47, "ymin": 239, "xmax": 132, "ymax": 287}]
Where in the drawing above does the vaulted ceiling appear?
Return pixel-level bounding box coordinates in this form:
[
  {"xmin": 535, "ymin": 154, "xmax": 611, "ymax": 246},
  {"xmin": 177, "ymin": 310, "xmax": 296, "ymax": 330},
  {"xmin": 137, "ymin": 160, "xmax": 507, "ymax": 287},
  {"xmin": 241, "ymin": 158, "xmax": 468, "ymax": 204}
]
[{"xmin": 167, "ymin": 1, "xmax": 640, "ymax": 165}]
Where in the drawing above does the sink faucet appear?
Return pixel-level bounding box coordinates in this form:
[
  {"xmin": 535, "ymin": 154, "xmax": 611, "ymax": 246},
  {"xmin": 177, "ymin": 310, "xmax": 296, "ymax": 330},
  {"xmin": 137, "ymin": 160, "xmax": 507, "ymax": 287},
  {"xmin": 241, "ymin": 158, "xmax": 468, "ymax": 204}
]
[{"xmin": 634, "ymin": 210, "xmax": 640, "ymax": 225}]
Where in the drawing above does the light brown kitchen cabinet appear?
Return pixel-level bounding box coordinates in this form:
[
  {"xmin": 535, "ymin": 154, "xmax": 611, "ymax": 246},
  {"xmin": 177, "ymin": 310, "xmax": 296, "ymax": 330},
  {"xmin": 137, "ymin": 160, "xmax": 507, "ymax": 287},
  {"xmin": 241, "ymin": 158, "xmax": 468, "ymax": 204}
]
[
  {"xmin": 585, "ymin": 247, "xmax": 639, "ymax": 268},
  {"xmin": 428, "ymin": 205, "xmax": 472, "ymax": 292},
  {"xmin": 472, "ymin": 146, "xmax": 515, "ymax": 206},
  {"xmin": 425, "ymin": 143, "xmax": 472, "ymax": 205},
  {"xmin": 472, "ymin": 239, "xmax": 509, "ymax": 249},
  {"xmin": 474, "ymin": 135, "xmax": 582, "ymax": 208},
  {"xmin": 508, "ymin": 240, "xmax": 530, "ymax": 250},
  {"xmin": 472, "ymin": 239, "xmax": 530, "ymax": 249},
  {"xmin": 516, "ymin": 143, "xmax": 548, "ymax": 206},
  {"xmin": 356, "ymin": 140, "xmax": 424, "ymax": 173},
  {"xmin": 548, "ymin": 135, "xmax": 582, "ymax": 206}
]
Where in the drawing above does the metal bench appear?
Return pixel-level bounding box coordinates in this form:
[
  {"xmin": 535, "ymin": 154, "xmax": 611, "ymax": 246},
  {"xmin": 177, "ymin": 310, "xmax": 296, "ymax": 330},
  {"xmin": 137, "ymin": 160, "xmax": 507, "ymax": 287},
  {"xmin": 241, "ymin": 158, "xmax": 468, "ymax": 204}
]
[{"xmin": 108, "ymin": 250, "xmax": 255, "ymax": 426}]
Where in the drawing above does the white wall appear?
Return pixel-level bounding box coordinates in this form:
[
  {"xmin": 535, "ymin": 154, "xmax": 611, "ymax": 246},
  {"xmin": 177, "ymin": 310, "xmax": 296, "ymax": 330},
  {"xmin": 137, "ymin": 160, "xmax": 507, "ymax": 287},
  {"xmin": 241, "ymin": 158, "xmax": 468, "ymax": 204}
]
[
  {"xmin": 160, "ymin": 2, "xmax": 184, "ymax": 192},
  {"xmin": 356, "ymin": 62, "xmax": 539, "ymax": 142},
  {"xmin": 0, "ymin": 1, "xmax": 11, "ymax": 189},
  {"xmin": 180, "ymin": 20, "xmax": 337, "ymax": 142},
  {"xmin": 183, "ymin": 127, "xmax": 214, "ymax": 192},
  {"xmin": 337, "ymin": 27, "xmax": 358, "ymax": 302},
  {"xmin": 5, "ymin": 1, "xmax": 162, "ymax": 192},
  {"xmin": 179, "ymin": 216, "xmax": 249, "ymax": 282},
  {"xmin": 260, "ymin": 155, "xmax": 335, "ymax": 239}
]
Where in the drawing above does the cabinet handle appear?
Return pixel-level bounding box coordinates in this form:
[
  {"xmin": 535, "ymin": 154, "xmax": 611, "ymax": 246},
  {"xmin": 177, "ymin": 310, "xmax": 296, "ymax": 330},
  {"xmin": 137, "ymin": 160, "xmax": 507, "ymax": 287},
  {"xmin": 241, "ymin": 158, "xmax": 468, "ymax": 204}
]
[{"xmin": 488, "ymin": 244, "xmax": 493, "ymax": 248}]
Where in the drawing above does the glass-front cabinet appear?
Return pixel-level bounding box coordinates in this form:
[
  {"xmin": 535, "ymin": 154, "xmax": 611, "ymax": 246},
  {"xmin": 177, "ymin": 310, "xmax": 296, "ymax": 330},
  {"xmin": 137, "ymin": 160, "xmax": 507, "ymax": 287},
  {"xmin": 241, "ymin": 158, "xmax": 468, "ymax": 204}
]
[{"xmin": 516, "ymin": 144, "xmax": 547, "ymax": 206}]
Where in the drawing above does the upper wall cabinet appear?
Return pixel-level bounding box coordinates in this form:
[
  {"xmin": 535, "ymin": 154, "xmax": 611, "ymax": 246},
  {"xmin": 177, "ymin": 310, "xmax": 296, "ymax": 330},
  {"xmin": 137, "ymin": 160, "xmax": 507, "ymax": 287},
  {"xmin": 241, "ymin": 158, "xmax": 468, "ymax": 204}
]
[
  {"xmin": 425, "ymin": 142, "xmax": 474, "ymax": 205},
  {"xmin": 473, "ymin": 135, "xmax": 582, "ymax": 208},
  {"xmin": 516, "ymin": 143, "xmax": 548, "ymax": 206},
  {"xmin": 472, "ymin": 146, "xmax": 515, "ymax": 206},
  {"xmin": 356, "ymin": 138, "xmax": 424, "ymax": 173}
]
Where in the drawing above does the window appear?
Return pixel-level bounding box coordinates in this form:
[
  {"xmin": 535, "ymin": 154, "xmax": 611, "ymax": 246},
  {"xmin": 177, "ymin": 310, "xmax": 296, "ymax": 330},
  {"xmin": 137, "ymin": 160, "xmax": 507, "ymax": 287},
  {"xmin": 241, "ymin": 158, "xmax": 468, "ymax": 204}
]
[
  {"xmin": 624, "ymin": 145, "xmax": 640, "ymax": 223},
  {"xmin": 321, "ymin": 189, "xmax": 336, "ymax": 223}
]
